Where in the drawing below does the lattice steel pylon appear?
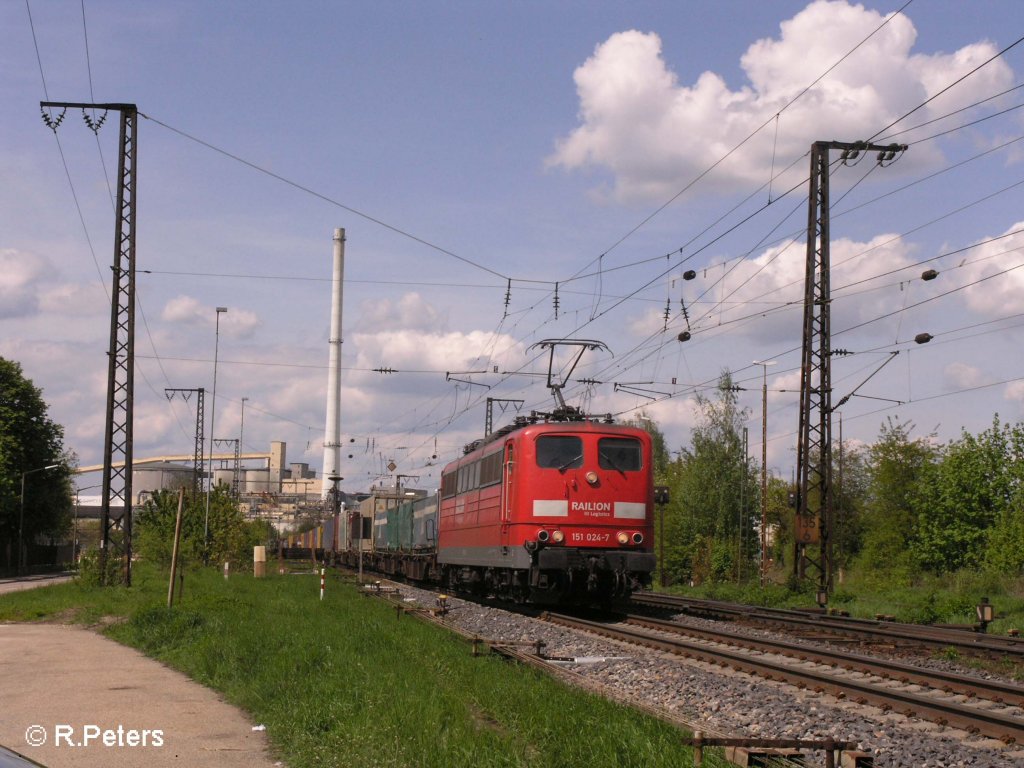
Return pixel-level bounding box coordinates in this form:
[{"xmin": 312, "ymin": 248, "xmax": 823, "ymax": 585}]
[
  {"xmin": 213, "ymin": 438, "xmax": 241, "ymax": 498},
  {"xmin": 485, "ymin": 397, "xmax": 525, "ymax": 436},
  {"xmin": 43, "ymin": 101, "xmax": 139, "ymax": 585},
  {"xmin": 165, "ymin": 388, "xmax": 205, "ymax": 499},
  {"xmin": 795, "ymin": 140, "xmax": 906, "ymax": 599}
]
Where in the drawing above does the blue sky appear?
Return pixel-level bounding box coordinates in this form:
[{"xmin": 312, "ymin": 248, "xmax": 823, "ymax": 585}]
[{"xmin": 3, "ymin": 1, "xmax": 1024, "ymax": 492}]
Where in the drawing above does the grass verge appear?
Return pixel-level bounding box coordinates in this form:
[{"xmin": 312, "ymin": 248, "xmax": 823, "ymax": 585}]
[{"xmin": 0, "ymin": 565, "xmax": 723, "ymax": 768}]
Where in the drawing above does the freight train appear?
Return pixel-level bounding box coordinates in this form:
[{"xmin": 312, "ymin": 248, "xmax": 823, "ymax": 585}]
[{"xmin": 294, "ymin": 410, "xmax": 661, "ymax": 605}]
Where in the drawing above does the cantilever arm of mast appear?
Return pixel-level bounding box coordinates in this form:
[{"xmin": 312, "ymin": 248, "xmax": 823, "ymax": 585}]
[
  {"xmin": 41, "ymin": 101, "xmax": 138, "ymax": 111},
  {"xmin": 831, "ymin": 351, "xmax": 899, "ymax": 412}
]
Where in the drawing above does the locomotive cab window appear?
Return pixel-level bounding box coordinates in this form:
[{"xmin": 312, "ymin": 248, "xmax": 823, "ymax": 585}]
[
  {"xmin": 536, "ymin": 435, "xmax": 583, "ymax": 470},
  {"xmin": 598, "ymin": 437, "xmax": 642, "ymax": 472}
]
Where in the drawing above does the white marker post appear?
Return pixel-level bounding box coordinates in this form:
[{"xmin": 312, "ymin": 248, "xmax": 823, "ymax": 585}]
[{"xmin": 320, "ymin": 568, "xmax": 325, "ymax": 601}]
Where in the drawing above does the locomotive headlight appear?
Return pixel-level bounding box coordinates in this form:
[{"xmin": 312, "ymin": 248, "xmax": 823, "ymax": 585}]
[
  {"xmin": 537, "ymin": 529, "xmax": 550, "ymax": 543},
  {"xmin": 632, "ymin": 532, "xmax": 644, "ymax": 545},
  {"xmin": 551, "ymin": 529, "xmax": 565, "ymax": 544},
  {"xmin": 616, "ymin": 531, "xmax": 629, "ymax": 545},
  {"xmin": 585, "ymin": 471, "xmax": 599, "ymax": 486}
]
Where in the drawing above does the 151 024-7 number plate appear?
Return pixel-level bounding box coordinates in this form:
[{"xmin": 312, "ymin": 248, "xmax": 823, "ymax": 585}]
[{"xmin": 569, "ymin": 532, "xmax": 611, "ymax": 543}]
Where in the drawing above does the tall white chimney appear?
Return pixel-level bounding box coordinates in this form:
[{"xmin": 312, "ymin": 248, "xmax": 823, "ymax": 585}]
[{"xmin": 321, "ymin": 228, "xmax": 345, "ymax": 496}]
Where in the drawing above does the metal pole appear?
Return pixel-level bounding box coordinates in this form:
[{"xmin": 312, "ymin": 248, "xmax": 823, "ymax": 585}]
[
  {"xmin": 239, "ymin": 396, "xmax": 248, "ymax": 452},
  {"xmin": 739, "ymin": 426, "xmax": 747, "ymax": 582},
  {"xmin": 18, "ymin": 473, "xmax": 25, "ymax": 576},
  {"xmin": 238, "ymin": 396, "xmax": 247, "ymax": 497},
  {"xmin": 761, "ymin": 372, "xmax": 768, "ymax": 586},
  {"xmin": 659, "ymin": 502, "xmax": 665, "ymax": 587},
  {"xmin": 837, "ymin": 413, "xmax": 844, "ymax": 574},
  {"xmin": 753, "ymin": 361, "xmax": 774, "ymax": 586},
  {"xmin": 18, "ymin": 464, "xmax": 58, "ymax": 575},
  {"xmin": 205, "ymin": 307, "xmax": 228, "ymax": 562}
]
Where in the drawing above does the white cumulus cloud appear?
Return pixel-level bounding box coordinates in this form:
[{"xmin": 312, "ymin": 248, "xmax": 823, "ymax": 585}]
[
  {"xmin": 1004, "ymin": 380, "xmax": 1024, "ymax": 405},
  {"xmin": 672, "ymin": 232, "xmax": 917, "ymax": 345},
  {"xmin": 548, "ymin": 1, "xmax": 1013, "ymax": 202},
  {"xmin": 945, "ymin": 362, "xmax": 983, "ymax": 389},
  {"xmin": 161, "ymin": 295, "xmax": 260, "ymax": 339},
  {"xmin": 0, "ymin": 248, "xmax": 47, "ymax": 319},
  {"xmin": 960, "ymin": 221, "xmax": 1024, "ymax": 316},
  {"xmin": 352, "ymin": 292, "xmax": 447, "ymax": 333}
]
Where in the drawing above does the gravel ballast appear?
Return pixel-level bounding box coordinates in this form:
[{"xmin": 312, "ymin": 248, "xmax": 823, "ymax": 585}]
[{"xmin": 386, "ymin": 583, "xmax": 1024, "ymax": 768}]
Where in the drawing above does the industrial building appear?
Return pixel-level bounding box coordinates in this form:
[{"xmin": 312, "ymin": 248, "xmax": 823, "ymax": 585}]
[{"xmin": 74, "ymin": 440, "xmax": 327, "ymax": 533}]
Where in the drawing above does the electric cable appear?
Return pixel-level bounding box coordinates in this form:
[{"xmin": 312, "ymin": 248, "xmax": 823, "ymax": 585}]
[
  {"xmin": 868, "ymin": 32, "xmax": 1024, "ymax": 142},
  {"xmin": 138, "ymin": 112, "xmax": 512, "ymax": 282}
]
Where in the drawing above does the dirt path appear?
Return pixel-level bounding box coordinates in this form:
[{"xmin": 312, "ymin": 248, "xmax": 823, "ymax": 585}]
[{"xmin": 0, "ymin": 623, "xmax": 279, "ymax": 767}]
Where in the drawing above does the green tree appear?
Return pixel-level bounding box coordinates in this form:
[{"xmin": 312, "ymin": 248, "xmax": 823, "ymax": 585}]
[
  {"xmin": 832, "ymin": 439, "xmax": 871, "ymax": 569},
  {"xmin": 135, "ymin": 484, "xmax": 272, "ymax": 570},
  {"xmin": 663, "ymin": 372, "xmax": 759, "ymax": 584},
  {"xmin": 625, "ymin": 414, "xmax": 674, "ymax": 585},
  {"xmin": 628, "ymin": 413, "xmax": 671, "ymax": 478},
  {"xmin": 857, "ymin": 418, "xmax": 938, "ymax": 575},
  {"xmin": 765, "ymin": 473, "xmax": 792, "ymax": 570},
  {"xmin": 0, "ymin": 358, "xmax": 73, "ymax": 570},
  {"xmin": 986, "ymin": 485, "xmax": 1024, "ymax": 575},
  {"xmin": 913, "ymin": 417, "xmax": 1024, "ymax": 573}
]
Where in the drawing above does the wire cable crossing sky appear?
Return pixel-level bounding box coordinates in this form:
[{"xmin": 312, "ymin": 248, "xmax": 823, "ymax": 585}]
[{"xmin": 4, "ymin": 0, "xmax": 1024, "ymax": 491}]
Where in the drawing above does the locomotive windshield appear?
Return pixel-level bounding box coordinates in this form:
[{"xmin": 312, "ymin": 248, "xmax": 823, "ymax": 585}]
[
  {"xmin": 536, "ymin": 435, "xmax": 583, "ymax": 470},
  {"xmin": 598, "ymin": 437, "xmax": 642, "ymax": 472}
]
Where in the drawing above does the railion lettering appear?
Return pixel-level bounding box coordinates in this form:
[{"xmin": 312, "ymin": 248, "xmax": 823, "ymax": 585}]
[{"xmin": 570, "ymin": 501, "xmax": 612, "ymax": 512}]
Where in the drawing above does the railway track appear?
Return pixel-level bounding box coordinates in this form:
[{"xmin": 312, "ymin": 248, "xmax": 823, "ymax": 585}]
[
  {"xmin": 632, "ymin": 592, "xmax": 1024, "ymax": 659},
  {"xmin": 626, "ymin": 613, "xmax": 1024, "ymax": 706},
  {"xmin": 544, "ymin": 611, "xmax": 1024, "ymax": 745},
  {"xmin": 348, "ymin": 571, "xmax": 1024, "ymax": 765},
  {"xmin": 361, "ymin": 579, "xmax": 817, "ymax": 768}
]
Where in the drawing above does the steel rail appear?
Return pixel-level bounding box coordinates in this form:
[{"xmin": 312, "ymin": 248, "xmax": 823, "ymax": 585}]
[
  {"xmin": 545, "ymin": 612, "xmax": 1024, "ymax": 745},
  {"xmin": 358, "ymin": 579, "xmax": 804, "ymax": 766},
  {"xmin": 356, "ymin": 576, "xmax": 839, "ymax": 766},
  {"xmin": 625, "ymin": 614, "xmax": 1024, "ymax": 707},
  {"xmin": 632, "ymin": 592, "xmax": 1024, "ymax": 658}
]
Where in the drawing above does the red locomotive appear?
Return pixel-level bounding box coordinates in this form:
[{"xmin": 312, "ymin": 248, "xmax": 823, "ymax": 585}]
[
  {"xmin": 312, "ymin": 341, "xmax": 662, "ymax": 605},
  {"xmin": 437, "ymin": 410, "xmax": 656, "ymax": 604}
]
